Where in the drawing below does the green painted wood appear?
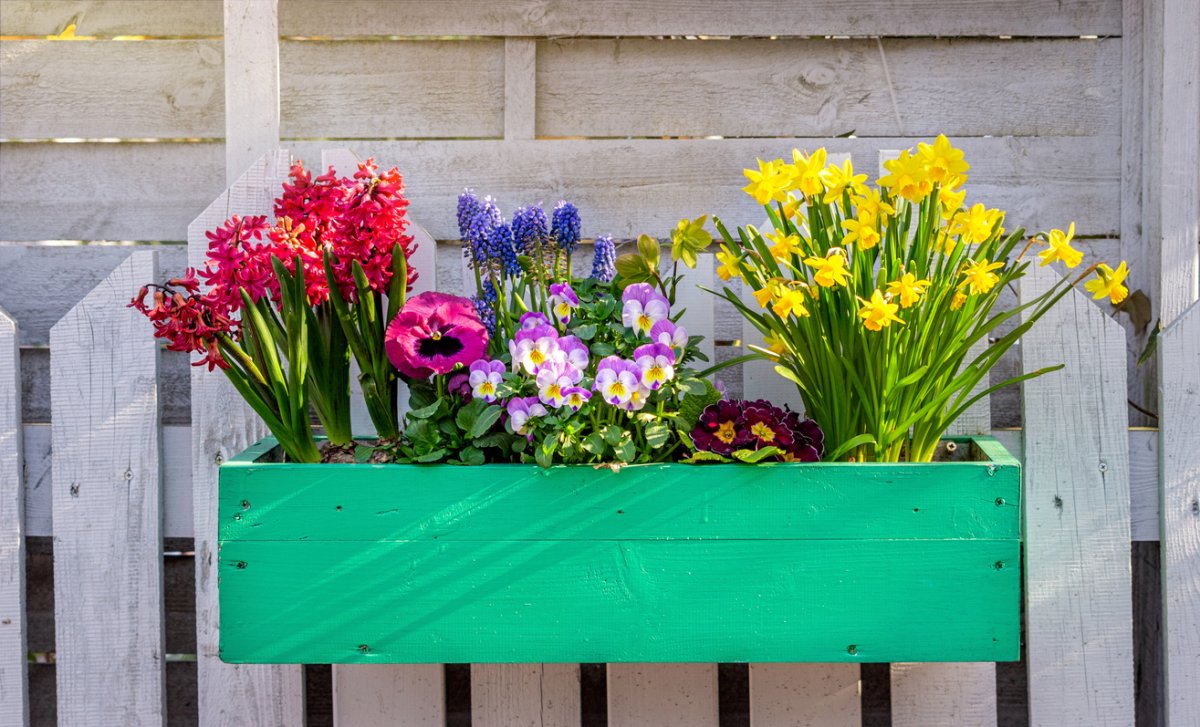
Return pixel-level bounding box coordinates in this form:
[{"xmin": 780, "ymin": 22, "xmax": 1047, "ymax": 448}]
[{"xmin": 218, "ymin": 436, "xmax": 1020, "ymax": 664}]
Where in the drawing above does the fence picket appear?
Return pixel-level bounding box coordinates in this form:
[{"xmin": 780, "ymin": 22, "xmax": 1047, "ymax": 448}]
[
  {"xmin": 471, "ymin": 664, "xmax": 580, "ymax": 727},
  {"xmin": 891, "ymin": 340, "xmax": 997, "ymax": 727},
  {"xmin": 607, "ymin": 663, "xmax": 718, "ymax": 727},
  {"xmin": 748, "ymin": 663, "xmax": 860, "ymax": 726},
  {"xmin": 1020, "ymin": 264, "xmax": 1133, "ymax": 726},
  {"xmin": 1158, "ymin": 301, "xmax": 1200, "ymax": 725},
  {"xmin": 49, "ymin": 251, "xmax": 164, "ymax": 725},
  {"xmin": 190, "ymin": 149, "xmax": 306, "ymax": 726},
  {"xmin": 0, "ymin": 307, "xmax": 27, "ymax": 727},
  {"xmin": 674, "ymin": 253, "xmax": 715, "ymax": 364}
]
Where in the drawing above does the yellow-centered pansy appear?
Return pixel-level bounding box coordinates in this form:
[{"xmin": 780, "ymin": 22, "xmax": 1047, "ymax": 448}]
[
  {"xmin": 886, "ymin": 272, "xmax": 932, "ymax": 308},
  {"xmin": 857, "ymin": 290, "xmax": 904, "ymax": 331},
  {"xmin": 1037, "ymin": 222, "xmax": 1083, "ymax": 269},
  {"xmin": 1084, "ymin": 261, "xmax": 1130, "ymax": 304}
]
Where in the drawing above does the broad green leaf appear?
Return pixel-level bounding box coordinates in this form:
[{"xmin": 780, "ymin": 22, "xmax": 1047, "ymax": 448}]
[
  {"xmin": 644, "ymin": 422, "xmax": 670, "ymax": 449},
  {"xmin": 637, "ymin": 234, "xmax": 661, "ymax": 269},
  {"xmin": 468, "ymin": 405, "xmax": 503, "ymax": 438}
]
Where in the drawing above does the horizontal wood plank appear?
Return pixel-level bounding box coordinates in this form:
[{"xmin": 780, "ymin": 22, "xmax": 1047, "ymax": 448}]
[
  {"xmin": 0, "ymin": 142, "xmax": 225, "ymax": 241},
  {"xmin": 219, "ymin": 538, "xmax": 1020, "ymax": 663},
  {"xmin": 538, "ymin": 38, "xmax": 1120, "ymax": 138},
  {"xmin": 0, "ymin": 0, "xmax": 222, "ymax": 37},
  {"xmin": 279, "ymin": 40, "xmax": 504, "ymax": 139},
  {"xmin": 0, "ymin": 40, "xmax": 224, "ymax": 139},
  {"xmin": 279, "ymin": 0, "xmax": 1121, "ymax": 37},
  {"xmin": 290, "ymin": 136, "xmax": 1121, "ymax": 239}
]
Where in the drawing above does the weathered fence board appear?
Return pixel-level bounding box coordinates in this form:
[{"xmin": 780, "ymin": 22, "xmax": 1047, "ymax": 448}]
[
  {"xmin": 471, "ymin": 664, "xmax": 580, "ymax": 727},
  {"xmin": 537, "ymin": 38, "xmax": 1120, "ymax": 139},
  {"xmin": 0, "ymin": 136, "xmax": 1119, "ymax": 242},
  {"xmin": 281, "ymin": 40, "xmax": 504, "ymax": 140},
  {"xmin": 224, "ymin": 0, "xmax": 278, "ymax": 186},
  {"xmin": 189, "ymin": 150, "xmax": 305, "ymax": 727},
  {"xmin": 278, "ymin": 0, "xmax": 1122, "ymax": 37},
  {"xmin": 504, "ymin": 38, "xmax": 536, "ymax": 141},
  {"xmin": 0, "ymin": 40, "xmax": 224, "ymax": 140},
  {"xmin": 607, "ymin": 663, "xmax": 718, "ymax": 727},
  {"xmin": 1159, "ymin": 301, "xmax": 1200, "ymax": 725},
  {"xmin": 748, "ymin": 663, "xmax": 860, "ymax": 727},
  {"xmin": 0, "ymin": 307, "xmax": 27, "ymax": 727},
  {"xmin": 49, "ymin": 251, "xmax": 164, "ymax": 726},
  {"xmin": 0, "ymin": 0, "xmax": 222, "ymax": 37},
  {"xmin": 333, "ymin": 665, "xmax": 445, "ymax": 726},
  {"xmin": 1021, "ymin": 264, "xmax": 1133, "ymax": 726}
]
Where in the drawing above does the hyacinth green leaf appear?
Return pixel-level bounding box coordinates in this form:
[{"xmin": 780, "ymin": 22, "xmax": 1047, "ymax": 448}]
[
  {"xmin": 386, "ymin": 242, "xmax": 408, "ymax": 325},
  {"xmin": 826, "ymin": 434, "xmax": 877, "ymax": 462}
]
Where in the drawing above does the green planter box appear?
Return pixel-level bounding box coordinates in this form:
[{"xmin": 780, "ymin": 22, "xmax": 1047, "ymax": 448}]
[{"xmin": 218, "ymin": 436, "xmax": 1020, "ymax": 664}]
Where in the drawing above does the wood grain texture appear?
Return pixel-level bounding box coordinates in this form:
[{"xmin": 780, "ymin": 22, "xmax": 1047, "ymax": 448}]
[
  {"xmin": 280, "ymin": 40, "xmax": 504, "ymax": 140},
  {"xmin": 537, "ymin": 38, "xmax": 1119, "ymax": 138},
  {"xmin": 0, "ymin": 40, "xmax": 223, "ymax": 139},
  {"xmin": 504, "ymin": 39, "xmax": 536, "ymax": 141},
  {"xmin": 891, "ymin": 662, "xmax": 996, "ymax": 727},
  {"xmin": 290, "ymin": 136, "xmax": 1121, "ymax": 241},
  {"xmin": 0, "ymin": 307, "xmax": 27, "ymax": 727},
  {"xmin": 1158, "ymin": 0, "xmax": 1200, "ymax": 324},
  {"xmin": 0, "ymin": 136, "xmax": 1118, "ymax": 242},
  {"xmin": 1020, "ymin": 264, "xmax": 1134, "ymax": 726},
  {"xmin": 1158, "ymin": 301, "xmax": 1200, "ymax": 725},
  {"xmin": 748, "ymin": 663, "xmax": 860, "ymax": 727},
  {"xmin": 50, "ymin": 251, "xmax": 164, "ymax": 726},
  {"xmin": 471, "ymin": 663, "xmax": 580, "ymax": 727},
  {"xmin": 0, "ymin": 142, "xmax": 225, "ymax": 242},
  {"xmin": 224, "ymin": 0, "xmax": 279, "ymax": 186},
  {"xmin": 332, "ymin": 664, "xmax": 445, "ymax": 727},
  {"xmin": 278, "ymin": 0, "xmax": 1122, "ymax": 37},
  {"xmin": 188, "ymin": 150, "xmax": 304, "ymax": 727},
  {"xmin": 607, "ymin": 664, "xmax": 717, "ymax": 727},
  {"xmin": 0, "ymin": 0, "xmax": 222, "ymax": 36}
]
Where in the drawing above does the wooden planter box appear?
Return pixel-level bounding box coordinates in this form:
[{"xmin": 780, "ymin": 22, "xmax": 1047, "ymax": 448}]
[{"xmin": 218, "ymin": 436, "xmax": 1020, "ymax": 664}]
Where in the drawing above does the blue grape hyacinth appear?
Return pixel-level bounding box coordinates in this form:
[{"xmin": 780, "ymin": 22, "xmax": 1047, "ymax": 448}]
[
  {"xmin": 591, "ymin": 235, "xmax": 616, "ymax": 282},
  {"xmin": 511, "ymin": 204, "xmax": 548, "ymax": 254},
  {"xmin": 550, "ymin": 201, "xmax": 581, "ymax": 254}
]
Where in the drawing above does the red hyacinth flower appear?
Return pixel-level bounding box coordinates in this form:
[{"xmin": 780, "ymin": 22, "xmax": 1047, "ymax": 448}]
[{"xmin": 385, "ymin": 292, "xmax": 488, "ymax": 378}]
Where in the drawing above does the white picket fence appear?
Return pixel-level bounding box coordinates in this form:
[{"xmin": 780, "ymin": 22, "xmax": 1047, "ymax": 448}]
[
  {"xmin": 1, "ymin": 0, "xmax": 1198, "ymax": 724},
  {"xmin": 0, "ymin": 145, "xmax": 1197, "ymax": 726}
]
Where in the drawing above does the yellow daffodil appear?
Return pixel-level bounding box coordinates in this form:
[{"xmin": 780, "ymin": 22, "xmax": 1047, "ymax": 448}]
[
  {"xmin": 715, "ymin": 244, "xmax": 741, "ymax": 281},
  {"xmin": 752, "ymin": 278, "xmax": 785, "ymax": 308},
  {"xmin": 951, "ymin": 203, "xmax": 1004, "ymax": 245},
  {"xmin": 819, "ymin": 158, "xmax": 867, "ymax": 204},
  {"xmin": 917, "ymin": 134, "xmax": 970, "ymax": 185},
  {"xmin": 781, "ymin": 192, "xmax": 804, "ymax": 220},
  {"xmin": 1084, "ymin": 261, "xmax": 1130, "ymax": 304},
  {"xmin": 842, "ymin": 217, "xmax": 881, "ymax": 250},
  {"xmin": 878, "ymin": 149, "xmax": 932, "ymax": 202},
  {"xmin": 804, "ymin": 251, "xmax": 851, "ymax": 287},
  {"xmin": 857, "ymin": 290, "xmax": 904, "ymax": 331},
  {"xmin": 851, "ymin": 187, "xmax": 896, "ymax": 223},
  {"xmin": 789, "ymin": 148, "xmax": 827, "ymax": 199},
  {"xmin": 1037, "ymin": 222, "xmax": 1083, "ymax": 269},
  {"xmin": 743, "ymin": 158, "xmax": 791, "ymax": 205},
  {"xmin": 763, "ymin": 332, "xmax": 787, "ymax": 355},
  {"xmin": 950, "ymin": 291, "xmax": 968, "ymax": 310},
  {"xmin": 960, "ymin": 258, "xmax": 1005, "ymax": 295},
  {"xmin": 886, "ymin": 272, "xmax": 932, "ymax": 308},
  {"xmin": 938, "ymin": 185, "xmax": 966, "ymax": 218},
  {"xmin": 765, "ymin": 230, "xmax": 803, "ymax": 262},
  {"xmin": 773, "ymin": 286, "xmax": 812, "ymax": 319}
]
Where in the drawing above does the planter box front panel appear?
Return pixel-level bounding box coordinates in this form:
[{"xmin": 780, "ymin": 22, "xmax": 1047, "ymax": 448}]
[{"xmin": 218, "ymin": 437, "xmax": 1020, "ymax": 664}]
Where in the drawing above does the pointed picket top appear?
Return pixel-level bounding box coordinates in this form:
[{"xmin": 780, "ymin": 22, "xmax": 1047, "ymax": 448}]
[
  {"xmin": 0, "ymin": 306, "xmax": 27, "ymax": 727},
  {"xmin": 1158, "ymin": 299, "xmax": 1200, "ymax": 725},
  {"xmin": 1020, "ymin": 262, "xmax": 1133, "ymax": 725},
  {"xmin": 50, "ymin": 252, "xmax": 164, "ymax": 726},
  {"xmin": 187, "ymin": 149, "xmax": 305, "ymax": 727}
]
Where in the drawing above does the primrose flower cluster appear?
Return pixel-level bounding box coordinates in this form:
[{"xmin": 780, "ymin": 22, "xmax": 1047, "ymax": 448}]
[{"xmin": 699, "ymin": 135, "xmax": 1132, "ymax": 463}]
